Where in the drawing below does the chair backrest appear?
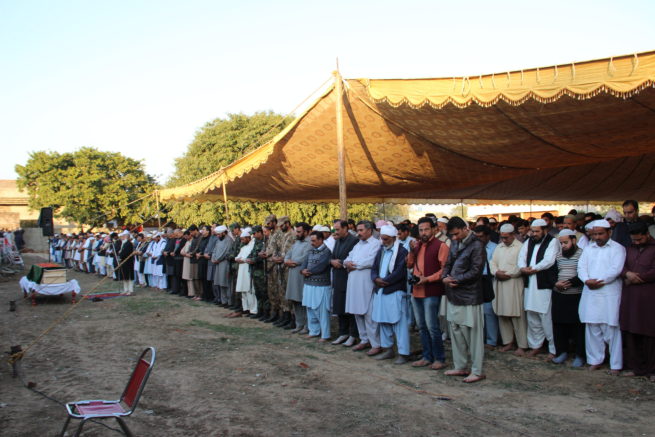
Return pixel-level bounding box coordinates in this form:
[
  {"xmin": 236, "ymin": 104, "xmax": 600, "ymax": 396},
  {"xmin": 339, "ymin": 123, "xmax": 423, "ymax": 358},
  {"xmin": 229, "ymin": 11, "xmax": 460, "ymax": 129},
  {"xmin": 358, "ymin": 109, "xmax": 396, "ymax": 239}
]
[{"xmin": 120, "ymin": 347, "xmax": 156, "ymax": 411}]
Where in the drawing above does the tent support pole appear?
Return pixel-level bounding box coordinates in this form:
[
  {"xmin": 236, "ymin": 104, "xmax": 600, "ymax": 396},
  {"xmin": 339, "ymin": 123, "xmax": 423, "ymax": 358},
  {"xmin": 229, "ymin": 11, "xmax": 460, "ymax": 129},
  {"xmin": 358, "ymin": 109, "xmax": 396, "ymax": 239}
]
[
  {"xmin": 222, "ymin": 181, "xmax": 230, "ymax": 222},
  {"xmin": 334, "ymin": 68, "xmax": 347, "ymax": 220},
  {"xmin": 155, "ymin": 190, "xmax": 161, "ymax": 230}
]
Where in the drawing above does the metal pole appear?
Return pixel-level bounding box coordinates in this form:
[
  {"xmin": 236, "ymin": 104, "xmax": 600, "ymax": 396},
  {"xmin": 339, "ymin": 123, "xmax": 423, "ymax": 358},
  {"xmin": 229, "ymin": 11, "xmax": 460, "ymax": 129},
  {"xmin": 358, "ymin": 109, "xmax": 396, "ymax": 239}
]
[{"xmin": 334, "ymin": 67, "xmax": 347, "ymax": 220}]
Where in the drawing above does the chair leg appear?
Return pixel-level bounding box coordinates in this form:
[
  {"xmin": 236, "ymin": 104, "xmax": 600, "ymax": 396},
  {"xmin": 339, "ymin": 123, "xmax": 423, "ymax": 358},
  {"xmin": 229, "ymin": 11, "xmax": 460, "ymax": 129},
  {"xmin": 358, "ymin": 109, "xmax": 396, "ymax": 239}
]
[
  {"xmin": 73, "ymin": 418, "xmax": 88, "ymax": 437},
  {"xmin": 59, "ymin": 416, "xmax": 71, "ymax": 437},
  {"xmin": 115, "ymin": 417, "xmax": 134, "ymax": 437}
]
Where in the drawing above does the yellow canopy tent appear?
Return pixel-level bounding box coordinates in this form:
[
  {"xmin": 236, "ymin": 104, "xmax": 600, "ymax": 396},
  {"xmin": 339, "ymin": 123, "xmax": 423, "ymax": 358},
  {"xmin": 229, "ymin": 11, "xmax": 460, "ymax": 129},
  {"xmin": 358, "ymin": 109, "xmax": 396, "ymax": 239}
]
[{"xmin": 160, "ymin": 51, "xmax": 655, "ymax": 207}]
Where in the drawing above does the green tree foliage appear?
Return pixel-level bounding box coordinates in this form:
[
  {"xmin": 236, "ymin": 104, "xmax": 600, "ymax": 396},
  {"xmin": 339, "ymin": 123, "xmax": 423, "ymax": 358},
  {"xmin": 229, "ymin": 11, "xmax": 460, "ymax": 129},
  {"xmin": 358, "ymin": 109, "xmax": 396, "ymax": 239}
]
[
  {"xmin": 166, "ymin": 112, "xmax": 378, "ymax": 227},
  {"xmin": 16, "ymin": 147, "xmax": 156, "ymax": 228}
]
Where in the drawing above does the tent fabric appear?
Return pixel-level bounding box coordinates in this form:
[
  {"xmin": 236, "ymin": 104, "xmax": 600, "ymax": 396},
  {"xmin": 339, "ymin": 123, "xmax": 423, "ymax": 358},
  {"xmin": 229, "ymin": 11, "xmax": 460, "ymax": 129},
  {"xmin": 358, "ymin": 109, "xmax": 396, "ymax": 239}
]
[{"xmin": 160, "ymin": 51, "xmax": 655, "ymax": 204}]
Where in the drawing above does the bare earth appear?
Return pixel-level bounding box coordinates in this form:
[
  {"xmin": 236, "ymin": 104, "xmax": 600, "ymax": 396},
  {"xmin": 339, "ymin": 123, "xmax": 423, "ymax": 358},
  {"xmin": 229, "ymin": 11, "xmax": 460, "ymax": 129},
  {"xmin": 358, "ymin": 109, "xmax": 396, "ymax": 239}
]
[{"xmin": 1, "ymin": 254, "xmax": 654, "ymax": 437}]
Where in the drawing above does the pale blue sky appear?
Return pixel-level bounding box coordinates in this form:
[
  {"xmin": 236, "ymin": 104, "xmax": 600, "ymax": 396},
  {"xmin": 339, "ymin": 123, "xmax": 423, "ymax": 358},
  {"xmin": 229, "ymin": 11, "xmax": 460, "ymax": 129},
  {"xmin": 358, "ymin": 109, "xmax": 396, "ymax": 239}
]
[{"xmin": 1, "ymin": 0, "xmax": 653, "ymax": 184}]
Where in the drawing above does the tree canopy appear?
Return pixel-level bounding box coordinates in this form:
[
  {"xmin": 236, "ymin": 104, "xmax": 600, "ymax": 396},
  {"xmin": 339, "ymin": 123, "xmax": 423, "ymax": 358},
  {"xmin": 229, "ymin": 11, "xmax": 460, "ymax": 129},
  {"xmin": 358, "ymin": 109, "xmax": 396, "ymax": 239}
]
[
  {"xmin": 166, "ymin": 112, "xmax": 378, "ymax": 227},
  {"xmin": 16, "ymin": 147, "xmax": 157, "ymax": 228}
]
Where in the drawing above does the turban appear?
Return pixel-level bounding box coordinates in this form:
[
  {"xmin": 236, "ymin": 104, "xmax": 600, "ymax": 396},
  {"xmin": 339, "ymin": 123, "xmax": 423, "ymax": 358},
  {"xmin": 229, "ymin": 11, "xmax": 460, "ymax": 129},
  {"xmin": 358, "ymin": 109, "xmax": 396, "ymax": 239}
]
[
  {"xmin": 380, "ymin": 225, "xmax": 397, "ymax": 237},
  {"xmin": 215, "ymin": 225, "xmax": 228, "ymax": 233},
  {"xmin": 604, "ymin": 208, "xmax": 622, "ymax": 223},
  {"xmin": 119, "ymin": 230, "xmax": 130, "ymax": 237},
  {"xmin": 531, "ymin": 219, "xmax": 548, "ymax": 227},
  {"xmin": 241, "ymin": 230, "xmax": 251, "ymax": 237},
  {"xmin": 312, "ymin": 224, "xmax": 323, "ymax": 231},
  {"xmin": 558, "ymin": 229, "xmax": 577, "ymax": 238},
  {"xmin": 437, "ymin": 217, "xmax": 449, "ymax": 224},
  {"xmin": 499, "ymin": 224, "xmax": 514, "ymax": 233},
  {"xmin": 584, "ymin": 222, "xmax": 594, "ymax": 231},
  {"xmin": 591, "ymin": 219, "xmax": 611, "ymax": 229}
]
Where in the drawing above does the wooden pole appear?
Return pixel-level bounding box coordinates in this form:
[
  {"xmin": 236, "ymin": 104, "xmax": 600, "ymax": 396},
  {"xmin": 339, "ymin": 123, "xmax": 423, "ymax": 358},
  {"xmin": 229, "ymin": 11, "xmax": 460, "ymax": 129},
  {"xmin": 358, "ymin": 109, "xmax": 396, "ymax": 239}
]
[
  {"xmin": 222, "ymin": 181, "xmax": 230, "ymax": 222},
  {"xmin": 334, "ymin": 67, "xmax": 347, "ymax": 220},
  {"xmin": 155, "ymin": 191, "xmax": 162, "ymax": 230}
]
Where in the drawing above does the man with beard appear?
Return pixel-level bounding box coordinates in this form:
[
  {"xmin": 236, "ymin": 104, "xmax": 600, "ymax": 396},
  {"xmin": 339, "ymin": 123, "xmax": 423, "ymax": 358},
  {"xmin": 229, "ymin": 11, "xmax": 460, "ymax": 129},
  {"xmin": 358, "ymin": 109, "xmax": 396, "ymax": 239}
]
[
  {"xmin": 490, "ymin": 224, "xmax": 528, "ymax": 356},
  {"xmin": 407, "ymin": 217, "xmax": 449, "ymax": 369},
  {"xmin": 285, "ymin": 222, "xmax": 312, "ymax": 333},
  {"xmin": 211, "ymin": 225, "xmax": 232, "ymax": 306},
  {"xmin": 578, "ymin": 219, "xmax": 626, "ymax": 375},
  {"xmin": 234, "ymin": 229, "xmax": 257, "ymax": 316},
  {"xmin": 442, "ymin": 217, "xmax": 486, "ymax": 383},
  {"xmin": 620, "ymin": 221, "xmax": 655, "ymax": 381},
  {"xmin": 552, "ymin": 229, "xmax": 586, "ymax": 367},
  {"xmin": 345, "ymin": 220, "xmax": 382, "ymax": 354},
  {"xmin": 563, "ymin": 214, "xmax": 589, "ymax": 249},
  {"xmin": 248, "ymin": 226, "xmax": 268, "ymax": 318},
  {"xmin": 518, "ymin": 219, "xmax": 560, "ymax": 359},
  {"xmin": 330, "ymin": 219, "xmax": 359, "ymax": 346},
  {"xmin": 371, "ymin": 225, "xmax": 410, "ymax": 364}
]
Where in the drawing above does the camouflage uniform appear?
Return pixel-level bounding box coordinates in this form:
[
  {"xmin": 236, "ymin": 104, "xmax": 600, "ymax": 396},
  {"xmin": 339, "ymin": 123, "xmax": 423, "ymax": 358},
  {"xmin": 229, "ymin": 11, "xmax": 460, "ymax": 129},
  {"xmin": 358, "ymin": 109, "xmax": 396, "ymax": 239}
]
[{"xmin": 265, "ymin": 228, "xmax": 285, "ymax": 313}]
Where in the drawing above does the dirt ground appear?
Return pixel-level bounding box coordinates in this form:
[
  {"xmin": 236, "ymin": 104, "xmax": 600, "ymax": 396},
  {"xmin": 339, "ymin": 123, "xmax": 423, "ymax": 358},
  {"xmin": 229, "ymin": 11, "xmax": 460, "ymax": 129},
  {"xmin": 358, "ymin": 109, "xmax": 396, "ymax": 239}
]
[{"xmin": 1, "ymin": 254, "xmax": 654, "ymax": 437}]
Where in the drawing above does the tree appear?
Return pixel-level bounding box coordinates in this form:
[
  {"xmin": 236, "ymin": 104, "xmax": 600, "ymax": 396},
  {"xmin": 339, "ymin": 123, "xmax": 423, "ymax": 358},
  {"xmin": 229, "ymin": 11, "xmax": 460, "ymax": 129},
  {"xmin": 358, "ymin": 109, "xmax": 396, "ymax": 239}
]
[
  {"xmin": 16, "ymin": 147, "xmax": 157, "ymax": 228},
  {"xmin": 165, "ymin": 112, "xmax": 378, "ymax": 227}
]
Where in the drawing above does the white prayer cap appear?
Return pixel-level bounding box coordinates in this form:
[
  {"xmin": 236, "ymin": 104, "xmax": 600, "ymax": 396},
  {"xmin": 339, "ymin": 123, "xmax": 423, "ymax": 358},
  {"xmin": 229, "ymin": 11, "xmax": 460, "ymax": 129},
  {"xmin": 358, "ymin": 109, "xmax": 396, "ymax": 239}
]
[
  {"xmin": 437, "ymin": 217, "xmax": 449, "ymax": 224},
  {"xmin": 591, "ymin": 219, "xmax": 611, "ymax": 229},
  {"xmin": 312, "ymin": 224, "xmax": 323, "ymax": 231},
  {"xmin": 380, "ymin": 225, "xmax": 397, "ymax": 237},
  {"xmin": 558, "ymin": 229, "xmax": 577, "ymax": 238},
  {"xmin": 119, "ymin": 230, "xmax": 130, "ymax": 237},
  {"xmin": 584, "ymin": 222, "xmax": 594, "ymax": 231},
  {"xmin": 215, "ymin": 225, "xmax": 228, "ymax": 233},
  {"xmin": 320, "ymin": 226, "xmax": 331, "ymax": 233},
  {"xmin": 241, "ymin": 230, "xmax": 251, "ymax": 237},
  {"xmin": 375, "ymin": 220, "xmax": 388, "ymax": 229},
  {"xmin": 499, "ymin": 223, "xmax": 514, "ymax": 233},
  {"xmin": 604, "ymin": 208, "xmax": 622, "ymax": 222},
  {"xmin": 489, "ymin": 217, "xmax": 498, "ymax": 224},
  {"xmin": 531, "ymin": 219, "xmax": 548, "ymax": 228}
]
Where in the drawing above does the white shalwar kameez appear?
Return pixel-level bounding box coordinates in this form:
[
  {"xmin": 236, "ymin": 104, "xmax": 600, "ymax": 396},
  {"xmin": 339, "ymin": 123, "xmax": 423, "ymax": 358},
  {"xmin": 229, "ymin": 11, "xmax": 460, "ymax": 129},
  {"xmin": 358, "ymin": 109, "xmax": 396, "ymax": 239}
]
[
  {"xmin": 152, "ymin": 239, "xmax": 167, "ymax": 289},
  {"xmin": 577, "ymin": 239, "xmax": 626, "ymax": 370},
  {"xmin": 517, "ymin": 236, "xmax": 560, "ymax": 354},
  {"xmin": 345, "ymin": 236, "xmax": 381, "ymax": 347},
  {"xmin": 235, "ymin": 240, "xmax": 256, "ymax": 313}
]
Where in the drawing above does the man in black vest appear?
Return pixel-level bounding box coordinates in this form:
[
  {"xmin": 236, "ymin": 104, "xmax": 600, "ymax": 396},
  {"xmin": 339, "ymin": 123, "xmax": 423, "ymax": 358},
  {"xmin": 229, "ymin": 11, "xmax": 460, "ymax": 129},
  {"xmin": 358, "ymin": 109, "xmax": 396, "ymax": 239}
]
[{"xmin": 518, "ymin": 219, "xmax": 560, "ymax": 359}]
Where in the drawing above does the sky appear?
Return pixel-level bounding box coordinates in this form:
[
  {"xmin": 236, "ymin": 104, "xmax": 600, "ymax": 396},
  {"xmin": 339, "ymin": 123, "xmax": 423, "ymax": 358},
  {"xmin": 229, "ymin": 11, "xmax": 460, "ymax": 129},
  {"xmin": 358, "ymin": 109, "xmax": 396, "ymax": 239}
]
[{"xmin": 1, "ymin": 0, "xmax": 654, "ymax": 184}]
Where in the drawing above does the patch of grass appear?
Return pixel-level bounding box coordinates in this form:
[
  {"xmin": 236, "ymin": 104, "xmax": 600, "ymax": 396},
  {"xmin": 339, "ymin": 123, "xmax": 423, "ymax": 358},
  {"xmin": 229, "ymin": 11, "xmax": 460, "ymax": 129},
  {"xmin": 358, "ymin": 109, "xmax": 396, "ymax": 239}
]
[{"xmin": 121, "ymin": 297, "xmax": 180, "ymax": 314}]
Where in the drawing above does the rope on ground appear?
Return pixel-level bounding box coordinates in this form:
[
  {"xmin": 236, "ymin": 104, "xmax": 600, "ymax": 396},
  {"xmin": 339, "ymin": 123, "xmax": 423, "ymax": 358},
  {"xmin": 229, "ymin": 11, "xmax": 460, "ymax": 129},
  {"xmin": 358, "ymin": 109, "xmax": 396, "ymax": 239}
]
[{"xmin": 7, "ymin": 209, "xmax": 158, "ymax": 366}]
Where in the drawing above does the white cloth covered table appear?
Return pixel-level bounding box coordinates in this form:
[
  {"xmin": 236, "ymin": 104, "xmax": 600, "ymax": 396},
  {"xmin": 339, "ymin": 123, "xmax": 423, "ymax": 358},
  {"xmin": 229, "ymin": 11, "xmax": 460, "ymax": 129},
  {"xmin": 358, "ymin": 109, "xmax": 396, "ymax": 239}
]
[{"xmin": 19, "ymin": 276, "xmax": 81, "ymax": 304}]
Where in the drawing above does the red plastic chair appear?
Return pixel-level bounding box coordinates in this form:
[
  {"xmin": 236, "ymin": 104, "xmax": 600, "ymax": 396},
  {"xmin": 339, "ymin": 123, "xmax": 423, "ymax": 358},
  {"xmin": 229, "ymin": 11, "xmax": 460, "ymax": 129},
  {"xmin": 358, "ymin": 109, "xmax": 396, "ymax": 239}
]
[{"xmin": 59, "ymin": 347, "xmax": 156, "ymax": 437}]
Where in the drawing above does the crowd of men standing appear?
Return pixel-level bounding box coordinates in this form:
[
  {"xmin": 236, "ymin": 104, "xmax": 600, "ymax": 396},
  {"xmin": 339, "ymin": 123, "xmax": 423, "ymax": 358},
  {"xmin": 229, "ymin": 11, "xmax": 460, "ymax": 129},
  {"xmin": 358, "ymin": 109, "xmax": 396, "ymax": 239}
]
[{"xmin": 49, "ymin": 200, "xmax": 655, "ymax": 383}]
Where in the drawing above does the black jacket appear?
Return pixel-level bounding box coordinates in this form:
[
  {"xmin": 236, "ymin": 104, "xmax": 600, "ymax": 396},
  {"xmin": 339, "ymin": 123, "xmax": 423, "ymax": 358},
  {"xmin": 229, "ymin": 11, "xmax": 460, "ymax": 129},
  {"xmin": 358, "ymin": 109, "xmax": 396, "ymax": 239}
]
[{"xmin": 443, "ymin": 232, "xmax": 485, "ymax": 306}]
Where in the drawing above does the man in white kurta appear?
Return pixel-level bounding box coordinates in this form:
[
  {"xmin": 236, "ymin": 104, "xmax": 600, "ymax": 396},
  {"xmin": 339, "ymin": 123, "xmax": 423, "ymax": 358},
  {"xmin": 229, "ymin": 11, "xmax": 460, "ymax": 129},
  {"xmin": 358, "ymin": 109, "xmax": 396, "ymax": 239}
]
[
  {"xmin": 235, "ymin": 231, "xmax": 257, "ymax": 314},
  {"xmin": 577, "ymin": 219, "xmax": 626, "ymax": 373},
  {"xmin": 518, "ymin": 219, "xmax": 560, "ymax": 357},
  {"xmin": 490, "ymin": 224, "xmax": 528, "ymax": 355},
  {"xmin": 152, "ymin": 233, "xmax": 167, "ymax": 290},
  {"xmin": 345, "ymin": 221, "xmax": 382, "ymax": 353}
]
